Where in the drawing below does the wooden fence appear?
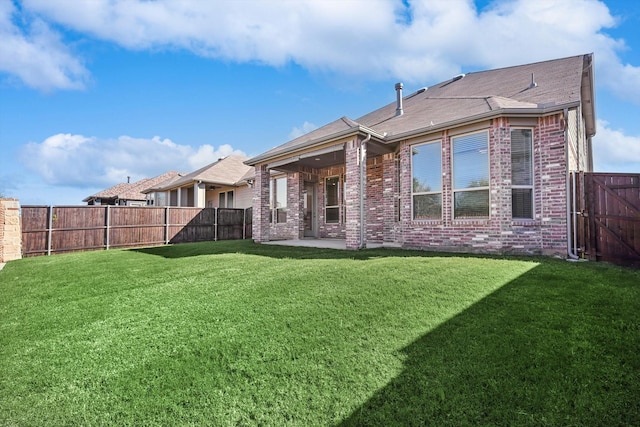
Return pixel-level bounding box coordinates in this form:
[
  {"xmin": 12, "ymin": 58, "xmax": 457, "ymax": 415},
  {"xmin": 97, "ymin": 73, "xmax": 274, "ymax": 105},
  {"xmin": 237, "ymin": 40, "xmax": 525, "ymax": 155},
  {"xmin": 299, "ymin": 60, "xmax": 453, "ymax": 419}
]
[
  {"xmin": 573, "ymin": 172, "xmax": 640, "ymax": 267},
  {"xmin": 21, "ymin": 206, "xmax": 252, "ymax": 257}
]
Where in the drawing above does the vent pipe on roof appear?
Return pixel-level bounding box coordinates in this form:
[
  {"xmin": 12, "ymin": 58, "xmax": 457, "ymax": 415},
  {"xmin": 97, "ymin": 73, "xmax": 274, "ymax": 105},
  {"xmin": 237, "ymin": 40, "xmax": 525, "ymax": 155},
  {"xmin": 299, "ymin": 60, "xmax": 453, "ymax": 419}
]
[
  {"xmin": 529, "ymin": 72, "xmax": 537, "ymax": 89},
  {"xmin": 127, "ymin": 176, "xmax": 130, "ymax": 183},
  {"xmin": 395, "ymin": 82, "xmax": 404, "ymax": 116}
]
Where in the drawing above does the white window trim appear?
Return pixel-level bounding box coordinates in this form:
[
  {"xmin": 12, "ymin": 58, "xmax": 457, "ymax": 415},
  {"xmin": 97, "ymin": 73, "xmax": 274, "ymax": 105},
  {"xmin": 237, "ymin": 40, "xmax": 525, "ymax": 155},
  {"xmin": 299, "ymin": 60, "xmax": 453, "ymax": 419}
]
[
  {"xmin": 511, "ymin": 127, "xmax": 535, "ymax": 220},
  {"xmin": 452, "ymin": 130, "xmax": 491, "ymax": 219},
  {"xmin": 270, "ymin": 176, "xmax": 287, "ymax": 224},
  {"xmin": 410, "ymin": 140, "xmax": 443, "ymax": 220}
]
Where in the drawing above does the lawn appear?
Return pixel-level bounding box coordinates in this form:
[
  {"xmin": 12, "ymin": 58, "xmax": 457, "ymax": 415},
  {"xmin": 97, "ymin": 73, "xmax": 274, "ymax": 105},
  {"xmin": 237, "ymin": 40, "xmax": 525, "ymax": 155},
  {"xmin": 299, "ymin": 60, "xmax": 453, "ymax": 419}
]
[{"xmin": 0, "ymin": 240, "xmax": 638, "ymax": 426}]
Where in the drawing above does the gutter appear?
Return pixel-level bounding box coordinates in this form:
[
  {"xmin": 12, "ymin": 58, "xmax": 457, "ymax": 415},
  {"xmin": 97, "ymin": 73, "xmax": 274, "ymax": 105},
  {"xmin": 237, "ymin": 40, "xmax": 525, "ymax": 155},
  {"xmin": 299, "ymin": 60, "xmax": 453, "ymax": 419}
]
[
  {"xmin": 385, "ymin": 101, "xmax": 582, "ymax": 143},
  {"xmin": 564, "ymin": 107, "xmax": 579, "ymax": 260},
  {"xmin": 359, "ymin": 133, "xmax": 372, "ymax": 249}
]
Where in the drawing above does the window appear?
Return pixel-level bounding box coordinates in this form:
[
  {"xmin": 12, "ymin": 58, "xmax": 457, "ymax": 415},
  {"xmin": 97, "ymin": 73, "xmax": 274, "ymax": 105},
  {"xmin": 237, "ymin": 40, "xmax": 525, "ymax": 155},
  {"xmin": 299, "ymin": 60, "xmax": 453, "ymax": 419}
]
[
  {"xmin": 218, "ymin": 191, "xmax": 234, "ymax": 208},
  {"xmin": 511, "ymin": 129, "xmax": 533, "ymax": 219},
  {"xmin": 325, "ymin": 176, "xmax": 340, "ymax": 223},
  {"xmin": 453, "ymin": 131, "xmax": 489, "ymax": 218},
  {"xmin": 411, "ymin": 141, "xmax": 442, "ymax": 219},
  {"xmin": 270, "ymin": 177, "xmax": 287, "ymax": 223}
]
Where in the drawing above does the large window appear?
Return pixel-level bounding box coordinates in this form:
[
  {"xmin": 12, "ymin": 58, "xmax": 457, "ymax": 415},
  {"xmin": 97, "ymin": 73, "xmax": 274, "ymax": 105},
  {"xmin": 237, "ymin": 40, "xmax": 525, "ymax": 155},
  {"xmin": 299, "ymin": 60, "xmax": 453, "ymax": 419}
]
[
  {"xmin": 453, "ymin": 131, "xmax": 489, "ymax": 218},
  {"xmin": 411, "ymin": 141, "xmax": 442, "ymax": 219},
  {"xmin": 325, "ymin": 176, "xmax": 340, "ymax": 223},
  {"xmin": 270, "ymin": 177, "xmax": 287, "ymax": 223},
  {"xmin": 511, "ymin": 129, "xmax": 533, "ymax": 219}
]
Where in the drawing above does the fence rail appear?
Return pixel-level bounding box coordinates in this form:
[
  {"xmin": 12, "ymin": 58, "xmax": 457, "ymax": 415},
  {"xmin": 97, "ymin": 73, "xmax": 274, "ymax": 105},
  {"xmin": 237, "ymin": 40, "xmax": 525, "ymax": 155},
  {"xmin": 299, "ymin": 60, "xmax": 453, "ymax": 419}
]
[{"xmin": 21, "ymin": 206, "xmax": 252, "ymax": 257}]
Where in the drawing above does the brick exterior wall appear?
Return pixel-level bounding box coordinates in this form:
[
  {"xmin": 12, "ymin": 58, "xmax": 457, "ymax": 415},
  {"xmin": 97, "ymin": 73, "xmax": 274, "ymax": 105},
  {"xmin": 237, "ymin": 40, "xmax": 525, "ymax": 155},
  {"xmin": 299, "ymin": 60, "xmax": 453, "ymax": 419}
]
[
  {"xmin": 252, "ymin": 165, "xmax": 271, "ymax": 242},
  {"xmin": 345, "ymin": 139, "xmax": 363, "ymax": 249},
  {"xmin": 397, "ymin": 114, "xmax": 568, "ymax": 255},
  {"xmin": 382, "ymin": 153, "xmax": 399, "ymax": 242},
  {"xmin": 0, "ymin": 198, "xmax": 22, "ymax": 263},
  {"xmin": 366, "ymin": 156, "xmax": 384, "ymax": 242},
  {"xmin": 252, "ymin": 112, "xmax": 573, "ymax": 256}
]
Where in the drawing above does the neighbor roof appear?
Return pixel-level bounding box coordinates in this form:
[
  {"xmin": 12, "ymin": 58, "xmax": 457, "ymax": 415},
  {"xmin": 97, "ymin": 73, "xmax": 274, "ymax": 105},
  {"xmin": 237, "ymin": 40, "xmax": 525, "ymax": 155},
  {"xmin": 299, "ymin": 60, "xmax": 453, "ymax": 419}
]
[
  {"xmin": 246, "ymin": 54, "xmax": 595, "ymax": 166},
  {"xmin": 147, "ymin": 155, "xmax": 252, "ymax": 191},
  {"xmin": 83, "ymin": 171, "xmax": 182, "ymax": 202}
]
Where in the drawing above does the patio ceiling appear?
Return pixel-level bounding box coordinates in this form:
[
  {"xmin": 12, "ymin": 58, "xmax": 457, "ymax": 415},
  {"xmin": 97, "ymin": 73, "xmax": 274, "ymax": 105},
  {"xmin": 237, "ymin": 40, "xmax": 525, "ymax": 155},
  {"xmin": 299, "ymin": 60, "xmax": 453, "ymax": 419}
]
[{"xmin": 267, "ymin": 140, "xmax": 395, "ymax": 172}]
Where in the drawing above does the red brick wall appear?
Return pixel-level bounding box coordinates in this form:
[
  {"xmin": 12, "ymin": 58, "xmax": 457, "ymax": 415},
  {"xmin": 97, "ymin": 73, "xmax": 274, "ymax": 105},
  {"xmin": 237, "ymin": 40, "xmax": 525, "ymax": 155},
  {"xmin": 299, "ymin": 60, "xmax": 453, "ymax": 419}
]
[
  {"xmin": 365, "ymin": 156, "xmax": 384, "ymax": 242},
  {"xmin": 251, "ymin": 165, "xmax": 271, "ymax": 242},
  {"xmin": 395, "ymin": 114, "xmax": 568, "ymax": 255},
  {"xmin": 345, "ymin": 139, "xmax": 363, "ymax": 249},
  {"xmin": 252, "ymin": 112, "xmax": 571, "ymax": 256}
]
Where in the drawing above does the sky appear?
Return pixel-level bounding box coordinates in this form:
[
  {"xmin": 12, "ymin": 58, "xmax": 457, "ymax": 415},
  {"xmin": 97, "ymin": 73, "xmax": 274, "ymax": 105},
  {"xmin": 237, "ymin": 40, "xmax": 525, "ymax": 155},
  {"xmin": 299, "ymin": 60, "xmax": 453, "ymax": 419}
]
[{"xmin": 0, "ymin": 0, "xmax": 639, "ymax": 206}]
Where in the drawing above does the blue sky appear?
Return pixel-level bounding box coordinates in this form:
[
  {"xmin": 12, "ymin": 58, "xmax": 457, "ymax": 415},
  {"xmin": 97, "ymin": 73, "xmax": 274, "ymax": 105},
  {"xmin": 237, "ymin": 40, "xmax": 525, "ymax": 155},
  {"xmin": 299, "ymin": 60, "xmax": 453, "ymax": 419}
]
[{"xmin": 1, "ymin": 0, "xmax": 639, "ymax": 205}]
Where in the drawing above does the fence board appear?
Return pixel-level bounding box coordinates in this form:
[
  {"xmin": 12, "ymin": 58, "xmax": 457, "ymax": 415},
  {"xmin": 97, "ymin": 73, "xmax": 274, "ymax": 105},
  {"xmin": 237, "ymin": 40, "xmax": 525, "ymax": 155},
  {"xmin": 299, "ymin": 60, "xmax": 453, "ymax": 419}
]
[
  {"xmin": 21, "ymin": 206, "xmax": 252, "ymax": 257},
  {"xmin": 575, "ymin": 172, "xmax": 640, "ymax": 267}
]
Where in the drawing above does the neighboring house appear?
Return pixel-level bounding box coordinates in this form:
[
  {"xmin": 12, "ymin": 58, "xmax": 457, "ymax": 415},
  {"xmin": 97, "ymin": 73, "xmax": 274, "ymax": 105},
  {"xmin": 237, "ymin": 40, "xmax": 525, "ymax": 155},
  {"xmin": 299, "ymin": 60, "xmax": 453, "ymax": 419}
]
[
  {"xmin": 142, "ymin": 155, "xmax": 254, "ymax": 208},
  {"xmin": 84, "ymin": 171, "xmax": 182, "ymax": 206},
  {"xmin": 245, "ymin": 54, "xmax": 596, "ymax": 256}
]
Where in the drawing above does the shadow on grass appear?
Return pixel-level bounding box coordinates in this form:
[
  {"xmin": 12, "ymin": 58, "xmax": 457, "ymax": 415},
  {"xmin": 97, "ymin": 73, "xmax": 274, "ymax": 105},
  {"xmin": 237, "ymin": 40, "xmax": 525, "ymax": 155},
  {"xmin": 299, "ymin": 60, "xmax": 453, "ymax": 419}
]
[
  {"xmin": 339, "ymin": 263, "xmax": 640, "ymax": 426},
  {"xmin": 131, "ymin": 239, "xmax": 528, "ymax": 263}
]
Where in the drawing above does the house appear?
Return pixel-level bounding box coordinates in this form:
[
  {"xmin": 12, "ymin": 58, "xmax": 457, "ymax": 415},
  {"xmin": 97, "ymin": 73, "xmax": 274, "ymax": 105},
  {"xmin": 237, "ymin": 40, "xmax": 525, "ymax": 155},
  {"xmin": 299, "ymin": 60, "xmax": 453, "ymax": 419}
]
[
  {"xmin": 245, "ymin": 54, "xmax": 596, "ymax": 256},
  {"xmin": 83, "ymin": 171, "xmax": 182, "ymax": 206},
  {"xmin": 142, "ymin": 155, "xmax": 254, "ymax": 208}
]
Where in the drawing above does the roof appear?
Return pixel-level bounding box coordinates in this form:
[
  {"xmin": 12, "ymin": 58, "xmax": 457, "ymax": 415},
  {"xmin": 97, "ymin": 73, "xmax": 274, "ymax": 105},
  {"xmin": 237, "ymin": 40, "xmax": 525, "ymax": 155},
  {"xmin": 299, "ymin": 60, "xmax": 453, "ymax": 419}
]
[
  {"xmin": 83, "ymin": 171, "xmax": 182, "ymax": 202},
  {"xmin": 148, "ymin": 155, "xmax": 253, "ymax": 191},
  {"xmin": 246, "ymin": 54, "xmax": 595, "ymax": 166}
]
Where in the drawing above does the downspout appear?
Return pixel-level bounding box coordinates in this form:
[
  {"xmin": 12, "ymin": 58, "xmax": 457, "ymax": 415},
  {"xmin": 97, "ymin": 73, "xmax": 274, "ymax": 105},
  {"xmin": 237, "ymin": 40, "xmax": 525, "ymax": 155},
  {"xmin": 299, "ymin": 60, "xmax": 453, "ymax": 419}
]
[
  {"xmin": 564, "ymin": 108, "xmax": 579, "ymax": 260},
  {"xmin": 359, "ymin": 133, "xmax": 372, "ymax": 249}
]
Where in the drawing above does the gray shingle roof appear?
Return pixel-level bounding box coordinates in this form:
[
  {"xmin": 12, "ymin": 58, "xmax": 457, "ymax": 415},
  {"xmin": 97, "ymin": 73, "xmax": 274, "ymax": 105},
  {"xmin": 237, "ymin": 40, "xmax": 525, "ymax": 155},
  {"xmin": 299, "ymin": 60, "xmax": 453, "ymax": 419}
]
[
  {"xmin": 84, "ymin": 171, "xmax": 182, "ymax": 202},
  {"xmin": 247, "ymin": 54, "xmax": 594, "ymax": 165},
  {"xmin": 149, "ymin": 155, "xmax": 252, "ymax": 191}
]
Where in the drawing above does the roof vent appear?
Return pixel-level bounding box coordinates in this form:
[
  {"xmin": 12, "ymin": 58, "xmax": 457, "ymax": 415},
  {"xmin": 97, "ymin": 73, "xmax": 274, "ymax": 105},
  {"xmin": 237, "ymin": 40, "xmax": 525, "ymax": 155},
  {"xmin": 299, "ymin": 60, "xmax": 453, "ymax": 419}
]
[
  {"xmin": 439, "ymin": 73, "xmax": 465, "ymax": 88},
  {"xmin": 395, "ymin": 82, "xmax": 404, "ymax": 116},
  {"xmin": 529, "ymin": 72, "xmax": 537, "ymax": 89}
]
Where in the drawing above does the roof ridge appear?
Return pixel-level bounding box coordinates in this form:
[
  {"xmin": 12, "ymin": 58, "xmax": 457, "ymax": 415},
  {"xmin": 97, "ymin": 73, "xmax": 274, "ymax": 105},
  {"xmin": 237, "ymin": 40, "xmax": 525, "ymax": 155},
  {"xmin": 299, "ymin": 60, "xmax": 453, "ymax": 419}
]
[{"xmin": 461, "ymin": 53, "xmax": 588, "ymax": 77}]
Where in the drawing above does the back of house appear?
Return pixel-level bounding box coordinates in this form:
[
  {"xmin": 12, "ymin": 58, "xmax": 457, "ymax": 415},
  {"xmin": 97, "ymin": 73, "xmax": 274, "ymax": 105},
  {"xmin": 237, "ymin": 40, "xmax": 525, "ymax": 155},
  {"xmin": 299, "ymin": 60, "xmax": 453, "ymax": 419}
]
[{"xmin": 246, "ymin": 54, "xmax": 596, "ymax": 256}]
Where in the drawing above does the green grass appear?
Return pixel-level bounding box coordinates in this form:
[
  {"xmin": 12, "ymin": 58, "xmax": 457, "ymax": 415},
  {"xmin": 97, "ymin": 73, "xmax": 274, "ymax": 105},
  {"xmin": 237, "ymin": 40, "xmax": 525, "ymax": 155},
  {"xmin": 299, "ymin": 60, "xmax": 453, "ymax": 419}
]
[{"xmin": 0, "ymin": 240, "xmax": 638, "ymax": 426}]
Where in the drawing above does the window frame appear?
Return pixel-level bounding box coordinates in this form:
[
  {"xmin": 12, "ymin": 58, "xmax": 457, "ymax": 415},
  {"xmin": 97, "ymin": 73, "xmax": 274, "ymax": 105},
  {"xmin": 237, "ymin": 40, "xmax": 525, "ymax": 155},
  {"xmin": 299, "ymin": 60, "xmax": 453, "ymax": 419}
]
[
  {"xmin": 218, "ymin": 190, "xmax": 235, "ymax": 208},
  {"xmin": 410, "ymin": 140, "xmax": 443, "ymax": 220},
  {"xmin": 325, "ymin": 175, "xmax": 342, "ymax": 224},
  {"xmin": 452, "ymin": 130, "xmax": 490, "ymax": 219},
  {"xmin": 510, "ymin": 128, "xmax": 534, "ymax": 220},
  {"xmin": 270, "ymin": 176, "xmax": 287, "ymax": 224}
]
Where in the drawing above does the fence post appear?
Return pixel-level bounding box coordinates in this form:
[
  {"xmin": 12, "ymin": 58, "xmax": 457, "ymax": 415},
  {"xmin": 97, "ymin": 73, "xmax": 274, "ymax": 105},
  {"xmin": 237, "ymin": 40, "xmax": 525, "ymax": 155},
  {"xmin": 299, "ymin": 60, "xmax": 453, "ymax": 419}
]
[
  {"xmin": 105, "ymin": 205, "xmax": 111, "ymax": 250},
  {"xmin": 47, "ymin": 205, "xmax": 54, "ymax": 256},
  {"xmin": 244, "ymin": 207, "xmax": 249, "ymax": 240},
  {"xmin": 165, "ymin": 206, "xmax": 170, "ymax": 245},
  {"xmin": 586, "ymin": 173, "xmax": 597, "ymax": 261},
  {"xmin": 214, "ymin": 207, "xmax": 218, "ymax": 241}
]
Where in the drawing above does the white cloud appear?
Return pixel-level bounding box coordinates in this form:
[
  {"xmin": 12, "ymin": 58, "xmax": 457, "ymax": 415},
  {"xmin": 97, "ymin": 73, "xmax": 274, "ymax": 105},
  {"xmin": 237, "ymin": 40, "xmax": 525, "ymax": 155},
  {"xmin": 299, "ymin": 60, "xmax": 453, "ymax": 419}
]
[
  {"xmin": 20, "ymin": 133, "xmax": 246, "ymax": 188},
  {"xmin": 289, "ymin": 121, "xmax": 318, "ymax": 140},
  {"xmin": 188, "ymin": 144, "xmax": 243, "ymax": 170},
  {"xmin": 10, "ymin": 0, "xmax": 637, "ymax": 96},
  {"xmin": 0, "ymin": 0, "xmax": 88, "ymax": 91},
  {"xmin": 592, "ymin": 120, "xmax": 640, "ymax": 172}
]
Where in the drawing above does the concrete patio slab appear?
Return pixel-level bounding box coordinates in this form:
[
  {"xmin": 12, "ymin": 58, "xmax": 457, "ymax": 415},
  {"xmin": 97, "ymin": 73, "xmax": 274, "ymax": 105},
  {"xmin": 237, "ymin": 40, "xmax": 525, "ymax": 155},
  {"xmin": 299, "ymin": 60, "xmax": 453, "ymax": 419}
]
[{"xmin": 261, "ymin": 239, "xmax": 402, "ymax": 250}]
